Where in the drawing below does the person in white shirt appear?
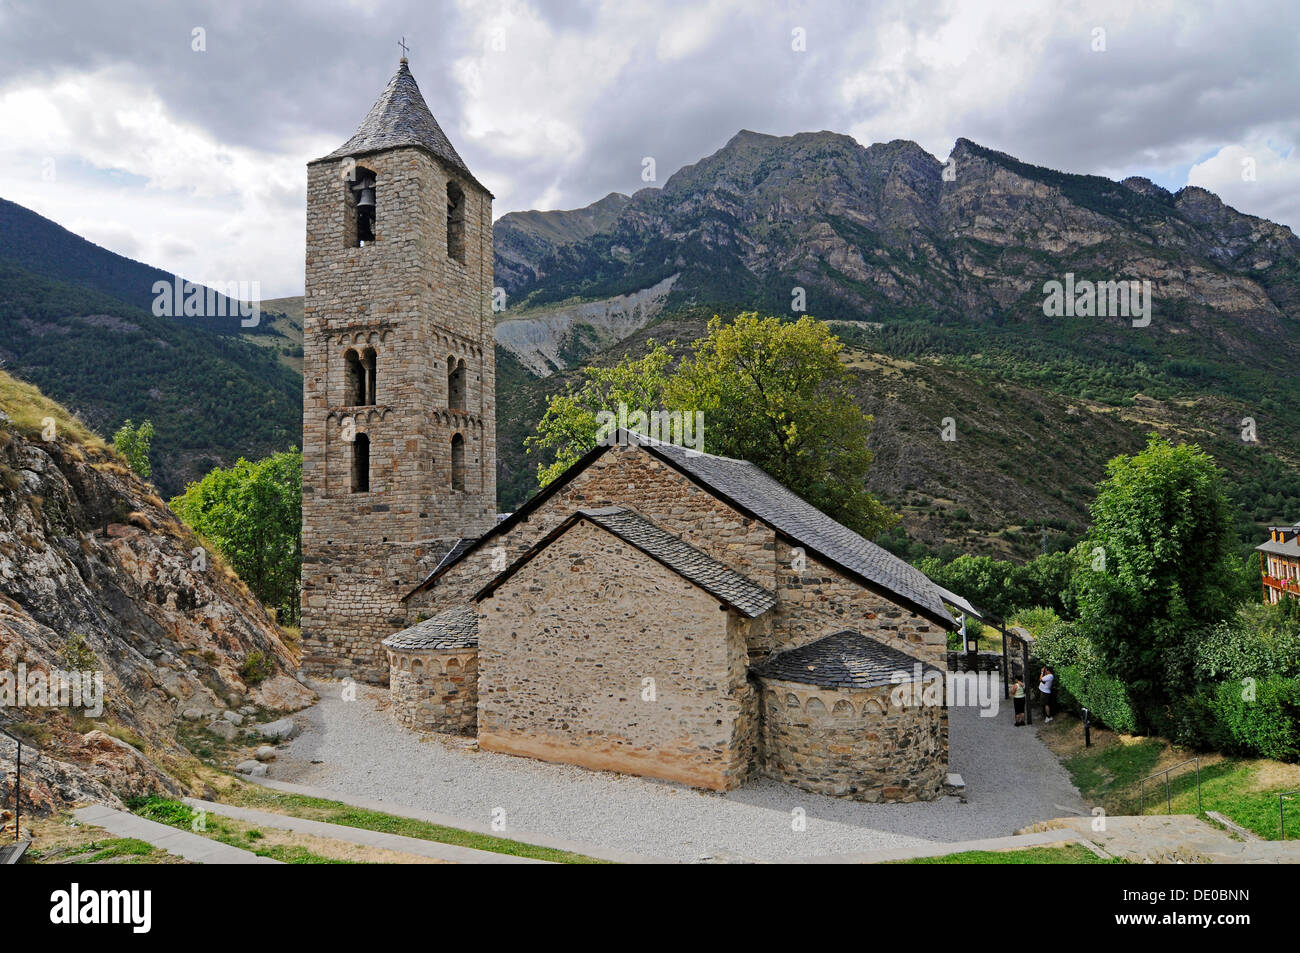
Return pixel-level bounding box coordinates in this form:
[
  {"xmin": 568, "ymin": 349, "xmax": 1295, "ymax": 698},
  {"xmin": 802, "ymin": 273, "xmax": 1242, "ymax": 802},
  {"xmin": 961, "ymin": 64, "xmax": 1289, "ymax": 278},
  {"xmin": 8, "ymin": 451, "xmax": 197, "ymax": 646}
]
[{"xmin": 1038, "ymin": 665, "xmax": 1055, "ymax": 723}]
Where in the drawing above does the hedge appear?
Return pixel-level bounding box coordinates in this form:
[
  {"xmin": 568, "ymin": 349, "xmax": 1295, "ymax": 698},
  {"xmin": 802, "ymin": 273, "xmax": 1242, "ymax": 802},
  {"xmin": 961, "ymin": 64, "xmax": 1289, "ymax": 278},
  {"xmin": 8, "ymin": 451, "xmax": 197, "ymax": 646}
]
[
  {"xmin": 1056, "ymin": 662, "xmax": 1140, "ymax": 734},
  {"xmin": 1209, "ymin": 676, "xmax": 1300, "ymax": 762}
]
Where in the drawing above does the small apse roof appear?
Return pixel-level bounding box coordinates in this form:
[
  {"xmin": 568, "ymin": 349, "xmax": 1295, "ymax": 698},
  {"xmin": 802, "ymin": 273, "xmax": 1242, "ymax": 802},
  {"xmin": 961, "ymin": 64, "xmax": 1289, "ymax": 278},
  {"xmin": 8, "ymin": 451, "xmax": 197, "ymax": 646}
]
[
  {"xmin": 382, "ymin": 603, "xmax": 478, "ymax": 651},
  {"xmin": 752, "ymin": 629, "xmax": 941, "ymax": 690}
]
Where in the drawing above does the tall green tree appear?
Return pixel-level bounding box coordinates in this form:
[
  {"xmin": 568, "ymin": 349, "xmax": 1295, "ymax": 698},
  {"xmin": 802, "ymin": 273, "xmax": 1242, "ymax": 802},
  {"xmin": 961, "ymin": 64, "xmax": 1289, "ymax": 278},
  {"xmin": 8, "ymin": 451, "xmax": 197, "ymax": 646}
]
[
  {"xmin": 1074, "ymin": 434, "xmax": 1239, "ymax": 719},
  {"xmin": 113, "ymin": 419, "xmax": 154, "ymax": 479},
  {"xmin": 915, "ymin": 548, "xmax": 1079, "ymax": 620},
  {"xmin": 526, "ymin": 313, "xmax": 894, "ymax": 538},
  {"xmin": 526, "ymin": 345, "xmax": 674, "ymax": 486},
  {"xmin": 171, "ymin": 449, "xmax": 302, "ymax": 625}
]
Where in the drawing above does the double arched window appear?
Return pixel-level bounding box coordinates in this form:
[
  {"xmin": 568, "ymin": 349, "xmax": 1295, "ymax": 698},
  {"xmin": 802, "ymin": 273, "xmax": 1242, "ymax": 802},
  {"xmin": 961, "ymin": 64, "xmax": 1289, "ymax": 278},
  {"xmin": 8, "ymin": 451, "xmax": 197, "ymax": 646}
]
[
  {"xmin": 344, "ymin": 347, "xmax": 377, "ymax": 406},
  {"xmin": 447, "ymin": 355, "xmax": 466, "ymax": 411}
]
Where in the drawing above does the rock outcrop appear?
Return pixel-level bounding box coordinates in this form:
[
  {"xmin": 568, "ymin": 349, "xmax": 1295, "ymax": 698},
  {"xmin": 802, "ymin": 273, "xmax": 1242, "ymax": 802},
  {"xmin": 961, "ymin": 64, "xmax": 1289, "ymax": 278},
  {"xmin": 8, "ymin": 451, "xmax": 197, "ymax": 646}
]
[{"xmin": 0, "ymin": 388, "xmax": 314, "ymax": 818}]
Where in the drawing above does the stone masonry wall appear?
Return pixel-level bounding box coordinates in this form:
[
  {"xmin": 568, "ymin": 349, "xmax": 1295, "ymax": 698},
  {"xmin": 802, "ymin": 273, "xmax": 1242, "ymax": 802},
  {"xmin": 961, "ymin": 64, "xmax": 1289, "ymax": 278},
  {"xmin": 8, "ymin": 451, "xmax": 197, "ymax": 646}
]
[
  {"xmin": 387, "ymin": 647, "xmax": 478, "ymax": 733},
  {"xmin": 416, "ymin": 444, "xmax": 951, "ymax": 671},
  {"xmin": 758, "ymin": 677, "xmax": 947, "ymax": 802},
  {"xmin": 476, "ymin": 519, "xmax": 757, "ymax": 790},
  {"xmin": 302, "ymin": 143, "xmax": 497, "ymax": 682},
  {"xmin": 772, "ymin": 539, "xmax": 949, "ymax": 669},
  {"xmin": 411, "ymin": 443, "xmax": 776, "ymax": 612}
]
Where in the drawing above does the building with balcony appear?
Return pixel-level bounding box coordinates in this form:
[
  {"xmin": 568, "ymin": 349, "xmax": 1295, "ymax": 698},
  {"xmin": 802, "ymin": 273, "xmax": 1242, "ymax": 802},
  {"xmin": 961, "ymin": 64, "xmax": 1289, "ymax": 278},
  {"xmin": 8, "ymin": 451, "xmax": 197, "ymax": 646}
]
[{"xmin": 1258, "ymin": 523, "xmax": 1300, "ymax": 604}]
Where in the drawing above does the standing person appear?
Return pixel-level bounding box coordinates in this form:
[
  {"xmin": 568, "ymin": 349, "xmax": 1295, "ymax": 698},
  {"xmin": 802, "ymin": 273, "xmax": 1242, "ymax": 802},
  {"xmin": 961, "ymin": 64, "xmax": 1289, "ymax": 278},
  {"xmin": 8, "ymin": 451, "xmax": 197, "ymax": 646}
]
[
  {"xmin": 1012, "ymin": 677, "xmax": 1026, "ymax": 726},
  {"xmin": 1038, "ymin": 664, "xmax": 1055, "ymax": 723}
]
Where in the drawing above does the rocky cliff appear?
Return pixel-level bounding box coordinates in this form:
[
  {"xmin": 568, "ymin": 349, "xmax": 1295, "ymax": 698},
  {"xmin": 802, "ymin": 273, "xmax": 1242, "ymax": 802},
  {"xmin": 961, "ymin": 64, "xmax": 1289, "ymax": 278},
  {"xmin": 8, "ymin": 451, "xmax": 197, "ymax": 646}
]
[
  {"xmin": 498, "ymin": 131, "xmax": 1300, "ymax": 337},
  {"xmin": 489, "ymin": 132, "xmax": 1300, "ymax": 548},
  {"xmin": 0, "ymin": 373, "xmax": 314, "ymax": 820}
]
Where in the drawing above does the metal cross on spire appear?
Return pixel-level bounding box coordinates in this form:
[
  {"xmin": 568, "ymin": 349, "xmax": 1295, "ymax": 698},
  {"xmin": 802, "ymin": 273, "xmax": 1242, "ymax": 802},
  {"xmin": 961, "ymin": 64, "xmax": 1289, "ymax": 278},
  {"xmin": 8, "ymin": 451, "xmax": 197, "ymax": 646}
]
[{"xmin": 399, "ymin": 36, "xmax": 409, "ymax": 61}]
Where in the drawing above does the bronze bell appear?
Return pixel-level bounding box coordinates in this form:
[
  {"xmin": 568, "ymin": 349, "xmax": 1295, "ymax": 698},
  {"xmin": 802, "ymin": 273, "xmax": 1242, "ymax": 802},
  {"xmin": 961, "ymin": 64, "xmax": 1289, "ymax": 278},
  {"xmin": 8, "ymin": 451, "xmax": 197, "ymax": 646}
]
[{"xmin": 353, "ymin": 176, "xmax": 376, "ymax": 208}]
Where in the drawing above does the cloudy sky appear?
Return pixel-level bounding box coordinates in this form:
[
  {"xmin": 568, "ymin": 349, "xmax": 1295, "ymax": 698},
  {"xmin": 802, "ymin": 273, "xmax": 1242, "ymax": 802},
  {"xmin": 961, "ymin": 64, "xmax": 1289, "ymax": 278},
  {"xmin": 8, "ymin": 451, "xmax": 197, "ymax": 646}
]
[{"xmin": 0, "ymin": 0, "xmax": 1297, "ymax": 298}]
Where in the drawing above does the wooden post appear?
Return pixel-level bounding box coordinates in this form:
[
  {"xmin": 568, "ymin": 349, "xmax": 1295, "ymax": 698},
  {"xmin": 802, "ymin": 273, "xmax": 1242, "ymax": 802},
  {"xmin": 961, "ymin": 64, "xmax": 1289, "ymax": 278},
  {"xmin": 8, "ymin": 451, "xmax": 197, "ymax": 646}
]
[
  {"xmin": 1022, "ymin": 638, "xmax": 1032, "ymax": 726},
  {"xmin": 1001, "ymin": 622, "xmax": 1009, "ymax": 699}
]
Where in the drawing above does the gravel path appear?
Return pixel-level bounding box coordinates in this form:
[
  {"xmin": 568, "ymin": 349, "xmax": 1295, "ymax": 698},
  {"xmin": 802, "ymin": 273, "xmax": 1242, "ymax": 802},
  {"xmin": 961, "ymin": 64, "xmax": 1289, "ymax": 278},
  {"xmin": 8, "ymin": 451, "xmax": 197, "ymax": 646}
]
[{"xmin": 273, "ymin": 680, "xmax": 1086, "ymax": 862}]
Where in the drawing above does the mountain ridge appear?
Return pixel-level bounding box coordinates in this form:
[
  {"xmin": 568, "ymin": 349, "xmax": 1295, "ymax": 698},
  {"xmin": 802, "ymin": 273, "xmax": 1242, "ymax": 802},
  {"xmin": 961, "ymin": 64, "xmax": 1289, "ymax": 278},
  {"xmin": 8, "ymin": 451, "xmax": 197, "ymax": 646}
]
[{"xmin": 4, "ymin": 127, "xmax": 1299, "ymax": 556}]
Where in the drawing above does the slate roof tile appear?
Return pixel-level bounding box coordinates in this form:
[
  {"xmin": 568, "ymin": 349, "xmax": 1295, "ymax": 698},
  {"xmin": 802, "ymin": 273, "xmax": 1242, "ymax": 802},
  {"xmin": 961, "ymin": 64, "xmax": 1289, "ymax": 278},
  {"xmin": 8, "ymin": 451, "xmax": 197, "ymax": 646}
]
[
  {"xmin": 643, "ymin": 435, "xmax": 951, "ymax": 623},
  {"xmin": 382, "ymin": 603, "xmax": 478, "ymax": 651},
  {"xmin": 752, "ymin": 629, "xmax": 941, "ymax": 689},
  {"xmin": 315, "ymin": 61, "xmax": 485, "ymax": 191},
  {"xmin": 577, "ymin": 507, "xmax": 776, "ymax": 618}
]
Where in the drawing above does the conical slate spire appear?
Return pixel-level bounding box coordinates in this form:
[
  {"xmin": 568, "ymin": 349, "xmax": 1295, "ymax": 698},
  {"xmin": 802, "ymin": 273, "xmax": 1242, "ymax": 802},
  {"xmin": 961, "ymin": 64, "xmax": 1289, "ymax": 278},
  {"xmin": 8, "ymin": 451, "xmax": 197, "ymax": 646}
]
[{"xmin": 319, "ymin": 60, "xmax": 480, "ymax": 187}]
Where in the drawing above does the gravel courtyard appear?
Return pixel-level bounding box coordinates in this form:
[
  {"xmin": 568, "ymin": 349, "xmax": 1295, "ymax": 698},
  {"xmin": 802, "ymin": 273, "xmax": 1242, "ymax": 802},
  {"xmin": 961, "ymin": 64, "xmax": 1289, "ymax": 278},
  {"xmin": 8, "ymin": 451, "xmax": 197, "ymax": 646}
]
[{"xmin": 274, "ymin": 679, "xmax": 1087, "ymax": 862}]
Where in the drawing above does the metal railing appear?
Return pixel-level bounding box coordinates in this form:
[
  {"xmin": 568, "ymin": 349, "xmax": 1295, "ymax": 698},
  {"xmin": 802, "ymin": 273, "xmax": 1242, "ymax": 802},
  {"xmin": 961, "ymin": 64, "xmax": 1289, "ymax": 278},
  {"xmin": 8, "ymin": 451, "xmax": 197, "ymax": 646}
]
[
  {"xmin": 0, "ymin": 724, "xmax": 20, "ymax": 842},
  {"xmin": 1139, "ymin": 757, "xmax": 1201, "ymax": 815},
  {"xmin": 1281, "ymin": 790, "xmax": 1300, "ymax": 840}
]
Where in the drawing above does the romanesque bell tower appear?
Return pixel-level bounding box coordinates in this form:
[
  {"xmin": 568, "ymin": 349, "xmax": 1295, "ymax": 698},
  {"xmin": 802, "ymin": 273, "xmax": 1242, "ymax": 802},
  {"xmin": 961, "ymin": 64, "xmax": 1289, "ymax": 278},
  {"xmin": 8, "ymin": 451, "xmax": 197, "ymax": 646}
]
[{"xmin": 301, "ymin": 56, "xmax": 496, "ymax": 683}]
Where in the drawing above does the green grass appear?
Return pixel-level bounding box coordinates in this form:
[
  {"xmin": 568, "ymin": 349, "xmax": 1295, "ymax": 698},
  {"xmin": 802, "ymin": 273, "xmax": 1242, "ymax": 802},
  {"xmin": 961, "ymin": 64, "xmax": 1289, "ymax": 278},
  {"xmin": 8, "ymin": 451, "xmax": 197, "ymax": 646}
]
[
  {"xmin": 224, "ymin": 786, "xmax": 610, "ymax": 864},
  {"xmin": 0, "ymin": 367, "xmax": 105, "ymax": 448},
  {"xmin": 65, "ymin": 838, "xmax": 162, "ymax": 864},
  {"xmin": 127, "ymin": 796, "xmax": 349, "ymax": 865},
  {"xmin": 897, "ymin": 844, "xmax": 1121, "ymax": 864},
  {"xmin": 1061, "ymin": 735, "xmax": 1300, "ymax": 841}
]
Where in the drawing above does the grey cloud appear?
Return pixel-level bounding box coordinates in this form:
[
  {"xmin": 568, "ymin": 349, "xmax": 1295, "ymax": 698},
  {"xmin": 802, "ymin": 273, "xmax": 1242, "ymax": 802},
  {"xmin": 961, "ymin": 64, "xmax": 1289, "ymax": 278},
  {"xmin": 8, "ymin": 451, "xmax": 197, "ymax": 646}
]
[{"xmin": 2, "ymin": 0, "xmax": 1298, "ymax": 295}]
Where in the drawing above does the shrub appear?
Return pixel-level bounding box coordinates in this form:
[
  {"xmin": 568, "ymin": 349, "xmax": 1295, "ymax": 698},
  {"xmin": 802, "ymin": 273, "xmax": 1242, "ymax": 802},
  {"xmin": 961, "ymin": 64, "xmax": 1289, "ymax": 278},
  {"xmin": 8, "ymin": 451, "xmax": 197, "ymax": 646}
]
[
  {"xmin": 1023, "ymin": 610, "xmax": 1083, "ymax": 666},
  {"xmin": 128, "ymin": 795, "xmax": 197, "ymax": 827},
  {"xmin": 61, "ymin": 633, "xmax": 97, "ymax": 672},
  {"xmin": 1078, "ymin": 670, "xmax": 1140, "ymax": 734},
  {"xmin": 1195, "ymin": 603, "xmax": 1300, "ymax": 682},
  {"xmin": 239, "ymin": 650, "xmax": 275, "ymax": 686},
  {"xmin": 1209, "ymin": 676, "xmax": 1300, "ymax": 762},
  {"xmin": 112, "ymin": 419, "xmax": 154, "ymax": 479},
  {"xmin": 1029, "ymin": 617, "xmax": 1139, "ymax": 733}
]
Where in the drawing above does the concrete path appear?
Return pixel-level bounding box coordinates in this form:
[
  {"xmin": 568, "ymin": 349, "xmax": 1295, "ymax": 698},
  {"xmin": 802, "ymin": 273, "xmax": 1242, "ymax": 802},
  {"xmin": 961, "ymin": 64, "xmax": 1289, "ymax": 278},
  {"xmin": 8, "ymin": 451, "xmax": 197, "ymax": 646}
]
[
  {"xmin": 245, "ymin": 778, "xmax": 668, "ymax": 863},
  {"xmin": 72, "ymin": 804, "xmax": 280, "ymax": 864},
  {"xmin": 797, "ymin": 828, "xmax": 1093, "ymax": 864},
  {"xmin": 1037, "ymin": 815, "xmax": 1300, "ymax": 864},
  {"xmin": 184, "ymin": 797, "xmax": 551, "ymax": 864}
]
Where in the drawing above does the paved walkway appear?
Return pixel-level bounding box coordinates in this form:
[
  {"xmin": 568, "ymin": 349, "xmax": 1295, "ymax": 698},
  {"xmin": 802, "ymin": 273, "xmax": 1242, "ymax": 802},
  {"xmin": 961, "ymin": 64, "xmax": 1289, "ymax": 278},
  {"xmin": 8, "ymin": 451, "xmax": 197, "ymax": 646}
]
[
  {"xmin": 72, "ymin": 804, "xmax": 280, "ymax": 864},
  {"xmin": 265, "ymin": 679, "xmax": 1085, "ymax": 862},
  {"xmin": 796, "ymin": 828, "xmax": 1094, "ymax": 864},
  {"xmin": 244, "ymin": 779, "xmax": 667, "ymax": 863},
  {"xmin": 1037, "ymin": 815, "xmax": 1300, "ymax": 864},
  {"xmin": 183, "ymin": 797, "xmax": 551, "ymax": 864}
]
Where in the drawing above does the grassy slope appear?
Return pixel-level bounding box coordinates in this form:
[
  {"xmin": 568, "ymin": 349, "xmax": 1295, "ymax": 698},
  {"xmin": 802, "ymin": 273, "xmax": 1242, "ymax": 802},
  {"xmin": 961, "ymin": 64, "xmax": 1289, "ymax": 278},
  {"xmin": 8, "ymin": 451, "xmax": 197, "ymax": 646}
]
[
  {"xmin": 0, "ymin": 368, "xmax": 106, "ymax": 449},
  {"xmin": 1039, "ymin": 714, "xmax": 1300, "ymax": 841},
  {"xmin": 252, "ymin": 296, "xmax": 306, "ymax": 374},
  {"xmin": 217, "ymin": 786, "xmax": 609, "ymax": 863}
]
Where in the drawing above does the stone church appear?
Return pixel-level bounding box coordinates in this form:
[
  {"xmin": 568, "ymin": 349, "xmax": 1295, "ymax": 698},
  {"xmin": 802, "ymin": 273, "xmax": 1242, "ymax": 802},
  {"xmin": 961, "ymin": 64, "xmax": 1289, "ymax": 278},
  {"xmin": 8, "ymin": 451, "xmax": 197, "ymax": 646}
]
[{"xmin": 301, "ymin": 58, "xmax": 958, "ymax": 803}]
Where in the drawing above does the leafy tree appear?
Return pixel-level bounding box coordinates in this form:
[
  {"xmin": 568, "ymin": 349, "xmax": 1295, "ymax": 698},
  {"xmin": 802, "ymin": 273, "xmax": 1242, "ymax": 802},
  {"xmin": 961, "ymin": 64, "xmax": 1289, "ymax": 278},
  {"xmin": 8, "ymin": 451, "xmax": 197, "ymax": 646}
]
[
  {"xmin": 170, "ymin": 449, "xmax": 302, "ymax": 625},
  {"xmin": 113, "ymin": 419, "xmax": 155, "ymax": 479},
  {"xmin": 526, "ymin": 346, "xmax": 674, "ymax": 486},
  {"xmin": 915, "ymin": 549, "xmax": 1078, "ymax": 620},
  {"xmin": 526, "ymin": 314, "xmax": 894, "ymax": 537},
  {"xmin": 670, "ymin": 314, "xmax": 894, "ymax": 537},
  {"xmin": 1073, "ymin": 434, "xmax": 1240, "ymax": 720}
]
